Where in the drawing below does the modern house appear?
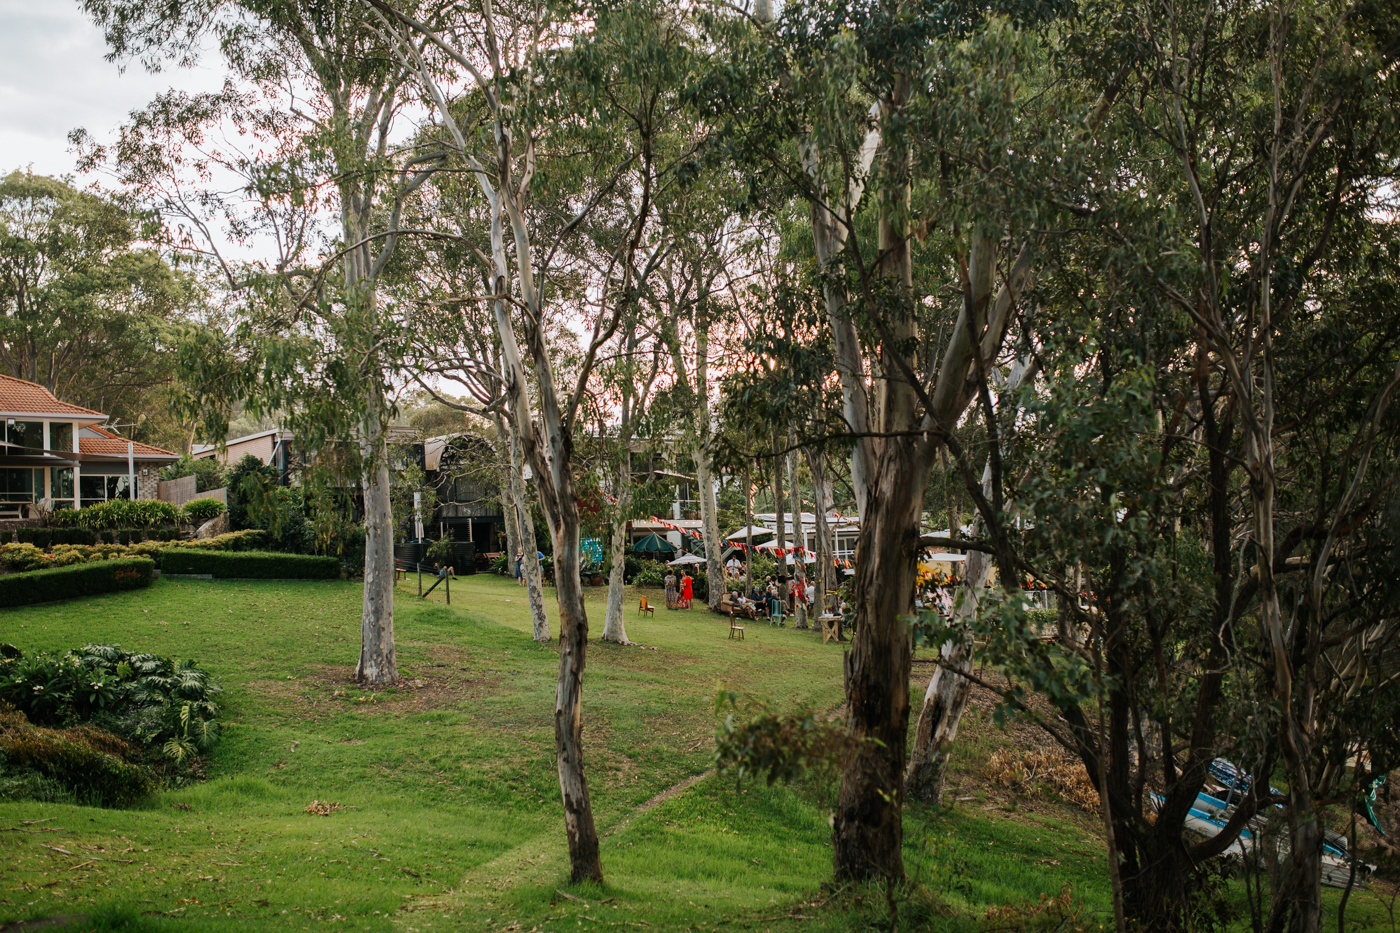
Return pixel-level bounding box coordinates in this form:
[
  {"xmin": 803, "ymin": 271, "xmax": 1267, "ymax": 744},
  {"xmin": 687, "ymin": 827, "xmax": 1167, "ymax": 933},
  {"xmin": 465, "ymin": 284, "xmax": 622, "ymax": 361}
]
[
  {"xmin": 192, "ymin": 428, "xmax": 295, "ymax": 483},
  {"xmin": 0, "ymin": 374, "xmax": 180, "ymax": 517}
]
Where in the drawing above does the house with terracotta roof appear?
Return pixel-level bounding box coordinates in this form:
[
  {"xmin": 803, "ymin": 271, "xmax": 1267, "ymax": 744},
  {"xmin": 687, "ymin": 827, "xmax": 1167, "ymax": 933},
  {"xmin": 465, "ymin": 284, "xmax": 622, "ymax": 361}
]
[{"xmin": 0, "ymin": 374, "xmax": 179, "ymax": 518}]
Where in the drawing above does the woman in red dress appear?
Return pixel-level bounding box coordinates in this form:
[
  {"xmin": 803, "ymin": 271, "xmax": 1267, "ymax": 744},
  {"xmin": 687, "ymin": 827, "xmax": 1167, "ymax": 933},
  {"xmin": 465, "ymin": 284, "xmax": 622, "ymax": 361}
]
[{"xmin": 680, "ymin": 572, "xmax": 694, "ymax": 609}]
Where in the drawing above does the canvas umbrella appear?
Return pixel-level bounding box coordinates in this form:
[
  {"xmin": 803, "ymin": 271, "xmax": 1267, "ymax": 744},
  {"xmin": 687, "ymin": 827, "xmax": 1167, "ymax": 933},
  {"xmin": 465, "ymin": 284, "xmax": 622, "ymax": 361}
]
[
  {"xmin": 632, "ymin": 532, "xmax": 676, "ymax": 555},
  {"xmin": 667, "ymin": 553, "xmax": 706, "ymax": 566}
]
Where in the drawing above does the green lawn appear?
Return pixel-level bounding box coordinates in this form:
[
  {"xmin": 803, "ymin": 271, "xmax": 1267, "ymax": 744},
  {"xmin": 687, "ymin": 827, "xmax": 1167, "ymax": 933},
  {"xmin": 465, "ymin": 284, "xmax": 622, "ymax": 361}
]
[{"xmin": 0, "ymin": 574, "xmax": 1385, "ymax": 931}]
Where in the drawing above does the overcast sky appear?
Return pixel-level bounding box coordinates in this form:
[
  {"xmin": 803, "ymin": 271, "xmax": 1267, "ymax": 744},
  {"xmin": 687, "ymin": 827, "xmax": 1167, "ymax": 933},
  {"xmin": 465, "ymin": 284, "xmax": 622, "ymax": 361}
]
[{"xmin": 0, "ymin": 0, "xmax": 225, "ymax": 180}]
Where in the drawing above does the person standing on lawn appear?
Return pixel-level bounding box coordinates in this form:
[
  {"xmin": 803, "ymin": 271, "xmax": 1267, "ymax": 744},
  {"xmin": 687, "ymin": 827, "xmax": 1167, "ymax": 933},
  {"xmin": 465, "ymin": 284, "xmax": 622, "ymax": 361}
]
[
  {"xmin": 664, "ymin": 571, "xmax": 678, "ymax": 609},
  {"xmin": 681, "ymin": 572, "xmax": 694, "ymax": 609},
  {"xmin": 515, "ymin": 549, "xmax": 524, "ymax": 586}
]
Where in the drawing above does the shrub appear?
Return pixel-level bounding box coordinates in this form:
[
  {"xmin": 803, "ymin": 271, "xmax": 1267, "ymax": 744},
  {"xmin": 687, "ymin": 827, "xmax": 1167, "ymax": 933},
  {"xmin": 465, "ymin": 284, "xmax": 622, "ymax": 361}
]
[
  {"xmin": 634, "ymin": 563, "xmax": 664, "ymax": 587},
  {"xmin": 183, "ymin": 498, "xmax": 227, "ymax": 524},
  {"xmin": 0, "ymin": 527, "xmax": 99, "ymax": 548},
  {"xmin": 0, "ymin": 646, "xmax": 222, "ymax": 756},
  {"xmin": 0, "ymin": 726, "xmax": 153, "ymax": 807},
  {"xmin": 160, "ymin": 549, "xmax": 339, "ymax": 579},
  {"xmin": 159, "ymin": 454, "xmax": 226, "ymax": 493},
  {"xmin": 176, "ymin": 529, "xmax": 267, "ymax": 552},
  {"xmin": 77, "ymin": 499, "xmax": 182, "ymax": 531},
  {"xmin": 0, "ymin": 642, "xmax": 224, "ymax": 807},
  {"xmin": 0, "ymin": 558, "xmax": 154, "ymax": 608}
]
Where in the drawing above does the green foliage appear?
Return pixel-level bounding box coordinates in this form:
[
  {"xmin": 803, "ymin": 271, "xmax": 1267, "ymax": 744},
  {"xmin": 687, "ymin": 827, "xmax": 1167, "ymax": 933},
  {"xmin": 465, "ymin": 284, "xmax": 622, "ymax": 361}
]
[
  {"xmin": 391, "ymin": 464, "xmax": 439, "ymax": 545},
  {"xmin": 0, "ymin": 171, "xmax": 194, "ymax": 450},
  {"xmin": 224, "ymin": 454, "xmax": 317, "ymax": 552},
  {"xmin": 225, "ymin": 454, "xmax": 277, "ymax": 532},
  {"xmin": 634, "ymin": 563, "xmax": 664, "ymax": 587},
  {"xmin": 182, "ymin": 497, "xmax": 227, "ymax": 524},
  {"xmin": 426, "ymin": 537, "xmax": 453, "ymax": 565},
  {"xmin": 159, "ymin": 454, "xmax": 226, "ymax": 493},
  {"xmin": 714, "ymin": 690, "xmax": 859, "ymax": 786},
  {"xmin": 76, "ymin": 499, "xmax": 182, "ymax": 530},
  {"xmin": 0, "ymin": 526, "xmax": 98, "ymax": 546},
  {"xmin": 0, "ymin": 641, "xmax": 223, "ymax": 806},
  {"xmin": 159, "ymin": 549, "xmax": 339, "ymax": 579},
  {"xmin": 0, "ymin": 557, "xmax": 154, "ymax": 608},
  {"xmin": 0, "ymin": 645, "xmax": 221, "ymax": 756},
  {"xmin": 0, "ymin": 715, "xmax": 154, "ymax": 808}
]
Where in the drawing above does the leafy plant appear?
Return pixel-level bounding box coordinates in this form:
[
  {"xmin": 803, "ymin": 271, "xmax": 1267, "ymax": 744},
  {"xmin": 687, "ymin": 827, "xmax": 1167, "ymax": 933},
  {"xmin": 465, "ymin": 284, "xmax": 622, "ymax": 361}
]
[
  {"xmin": 0, "ymin": 645, "xmax": 222, "ymax": 766},
  {"xmin": 426, "ymin": 537, "xmax": 453, "ymax": 565},
  {"xmin": 159, "ymin": 454, "xmax": 226, "ymax": 493},
  {"xmin": 634, "ymin": 563, "xmax": 664, "ymax": 587},
  {"xmin": 76, "ymin": 499, "xmax": 182, "ymax": 530},
  {"xmin": 182, "ymin": 497, "xmax": 227, "ymax": 524}
]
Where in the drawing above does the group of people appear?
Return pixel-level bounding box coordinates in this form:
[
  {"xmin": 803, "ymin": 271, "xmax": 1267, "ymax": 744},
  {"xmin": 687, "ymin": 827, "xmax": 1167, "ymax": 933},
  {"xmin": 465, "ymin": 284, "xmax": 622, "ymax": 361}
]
[
  {"xmin": 664, "ymin": 570, "xmax": 694, "ymax": 609},
  {"xmin": 732, "ymin": 573, "xmax": 812, "ymax": 621}
]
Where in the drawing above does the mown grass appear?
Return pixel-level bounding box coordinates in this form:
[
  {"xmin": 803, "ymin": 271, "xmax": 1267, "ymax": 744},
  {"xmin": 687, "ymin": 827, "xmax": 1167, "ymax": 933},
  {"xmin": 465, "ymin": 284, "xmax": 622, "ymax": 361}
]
[{"xmin": 0, "ymin": 574, "xmax": 1388, "ymax": 931}]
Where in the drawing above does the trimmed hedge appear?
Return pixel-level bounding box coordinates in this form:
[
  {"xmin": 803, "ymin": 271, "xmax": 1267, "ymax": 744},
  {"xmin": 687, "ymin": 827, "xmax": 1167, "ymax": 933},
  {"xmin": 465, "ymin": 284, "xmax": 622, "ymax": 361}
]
[
  {"xmin": 0, "ymin": 558, "xmax": 155, "ymax": 609},
  {"xmin": 159, "ymin": 549, "xmax": 339, "ymax": 579},
  {"xmin": 0, "ymin": 528, "xmax": 99, "ymax": 547}
]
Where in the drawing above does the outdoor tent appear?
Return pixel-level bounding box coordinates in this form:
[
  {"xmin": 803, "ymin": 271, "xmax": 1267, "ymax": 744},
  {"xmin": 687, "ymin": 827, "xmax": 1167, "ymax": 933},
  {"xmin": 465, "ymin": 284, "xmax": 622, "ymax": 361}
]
[
  {"xmin": 632, "ymin": 532, "xmax": 676, "ymax": 554},
  {"xmin": 725, "ymin": 526, "xmax": 776, "ymax": 541}
]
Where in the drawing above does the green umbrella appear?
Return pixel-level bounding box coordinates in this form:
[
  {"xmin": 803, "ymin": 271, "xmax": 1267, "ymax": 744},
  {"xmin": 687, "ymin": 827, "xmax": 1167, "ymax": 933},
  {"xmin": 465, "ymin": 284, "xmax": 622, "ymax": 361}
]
[{"xmin": 632, "ymin": 532, "xmax": 676, "ymax": 554}]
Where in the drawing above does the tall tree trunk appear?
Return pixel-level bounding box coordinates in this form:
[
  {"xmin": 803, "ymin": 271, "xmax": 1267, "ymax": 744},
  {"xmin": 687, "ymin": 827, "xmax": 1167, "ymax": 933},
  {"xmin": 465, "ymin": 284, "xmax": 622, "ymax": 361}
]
[
  {"xmin": 507, "ymin": 407, "xmax": 550, "ymax": 642},
  {"xmin": 905, "ymin": 546, "xmax": 989, "ymax": 802},
  {"xmin": 788, "ymin": 439, "xmax": 807, "ymax": 629},
  {"xmin": 602, "ymin": 465, "xmax": 632, "ymax": 643},
  {"xmin": 805, "ymin": 448, "xmax": 833, "ymax": 618},
  {"xmin": 833, "ymin": 83, "xmax": 922, "ymax": 880},
  {"xmin": 356, "ymin": 415, "xmax": 399, "ymax": 685},
  {"xmin": 773, "ymin": 430, "xmax": 786, "ymax": 559},
  {"xmin": 906, "ymin": 355, "xmax": 1035, "ymax": 801},
  {"xmin": 545, "ymin": 483, "xmax": 604, "ymax": 883},
  {"xmin": 834, "ymin": 442, "xmax": 924, "ymax": 881},
  {"xmin": 744, "ymin": 470, "xmax": 753, "ymax": 594},
  {"xmin": 694, "ymin": 324, "xmax": 725, "ymax": 610},
  {"xmin": 494, "ymin": 413, "xmax": 521, "ymax": 570}
]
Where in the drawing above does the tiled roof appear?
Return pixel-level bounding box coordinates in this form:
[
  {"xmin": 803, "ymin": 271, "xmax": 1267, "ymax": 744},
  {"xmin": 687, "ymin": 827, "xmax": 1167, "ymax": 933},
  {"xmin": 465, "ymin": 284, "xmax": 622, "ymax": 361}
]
[
  {"xmin": 0, "ymin": 374, "xmax": 104, "ymax": 416},
  {"xmin": 80, "ymin": 426, "xmax": 178, "ymax": 460}
]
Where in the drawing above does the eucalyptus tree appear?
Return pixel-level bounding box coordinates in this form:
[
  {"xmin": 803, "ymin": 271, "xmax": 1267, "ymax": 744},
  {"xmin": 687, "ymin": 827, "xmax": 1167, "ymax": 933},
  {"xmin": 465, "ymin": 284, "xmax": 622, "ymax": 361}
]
[
  {"xmin": 371, "ymin": 0, "xmax": 700, "ymax": 882},
  {"xmin": 1044, "ymin": 0, "xmax": 1400, "ymax": 926},
  {"xmin": 388, "ymin": 180, "xmax": 555, "ymax": 644},
  {"xmin": 701, "ymin": 0, "xmax": 1108, "ymax": 880},
  {"xmin": 79, "ymin": 0, "xmax": 440, "ymax": 685},
  {"xmin": 651, "ymin": 216, "xmax": 755, "ymax": 611},
  {"xmin": 883, "ymin": 0, "xmax": 1400, "ymax": 927}
]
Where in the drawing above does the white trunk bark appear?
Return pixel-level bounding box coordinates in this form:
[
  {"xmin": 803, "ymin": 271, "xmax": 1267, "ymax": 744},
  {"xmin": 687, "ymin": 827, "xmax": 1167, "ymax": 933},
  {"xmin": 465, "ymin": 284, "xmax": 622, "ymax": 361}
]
[
  {"xmin": 356, "ymin": 415, "xmax": 398, "ymax": 685},
  {"xmin": 788, "ymin": 442, "xmax": 807, "ymax": 629},
  {"xmin": 507, "ymin": 402, "xmax": 550, "ymax": 642},
  {"xmin": 602, "ymin": 470, "xmax": 631, "ymax": 643}
]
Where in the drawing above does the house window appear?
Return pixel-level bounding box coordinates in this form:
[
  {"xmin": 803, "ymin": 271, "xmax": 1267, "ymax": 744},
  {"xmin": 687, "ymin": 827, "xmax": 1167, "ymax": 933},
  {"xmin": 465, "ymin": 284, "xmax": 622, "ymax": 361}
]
[
  {"xmin": 51, "ymin": 467, "xmax": 73, "ymax": 500},
  {"xmin": 0, "ymin": 468, "xmax": 41, "ymax": 502},
  {"xmin": 50, "ymin": 423, "xmax": 74, "ymax": 452},
  {"xmin": 5, "ymin": 421, "xmax": 43, "ymax": 450},
  {"xmin": 80, "ymin": 474, "xmax": 130, "ymax": 508}
]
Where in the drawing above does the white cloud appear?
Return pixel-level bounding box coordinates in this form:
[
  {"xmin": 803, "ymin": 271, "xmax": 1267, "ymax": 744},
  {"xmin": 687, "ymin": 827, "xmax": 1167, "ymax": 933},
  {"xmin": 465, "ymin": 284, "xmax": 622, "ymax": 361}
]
[{"xmin": 0, "ymin": 0, "xmax": 224, "ymax": 179}]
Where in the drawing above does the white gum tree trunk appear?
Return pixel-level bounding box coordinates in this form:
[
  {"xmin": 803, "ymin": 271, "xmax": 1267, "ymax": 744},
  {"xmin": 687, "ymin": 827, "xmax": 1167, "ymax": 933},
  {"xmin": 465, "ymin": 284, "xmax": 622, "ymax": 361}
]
[
  {"xmin": 506, "ymin": 409, "xmax": 550, "ymax": 642},
  {"xmin": 602, "ymin": 465, "xmax": 632, "ymax": 644}
]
